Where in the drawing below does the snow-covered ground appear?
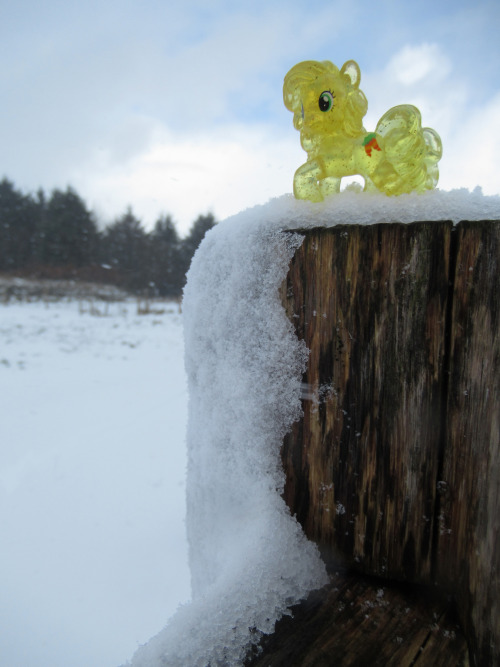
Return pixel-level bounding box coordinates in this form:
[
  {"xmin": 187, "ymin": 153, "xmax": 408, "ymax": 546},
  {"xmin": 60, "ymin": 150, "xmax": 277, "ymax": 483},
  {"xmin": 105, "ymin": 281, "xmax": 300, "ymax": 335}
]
[{"xmin": 0, "ymin": 297, "xmax": 190, "ymax": 667}]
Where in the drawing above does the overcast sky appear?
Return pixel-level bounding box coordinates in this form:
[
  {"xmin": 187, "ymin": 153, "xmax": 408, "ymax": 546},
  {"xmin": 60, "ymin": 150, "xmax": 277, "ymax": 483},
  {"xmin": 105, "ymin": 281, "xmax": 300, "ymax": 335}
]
[{"xmin": 2, "ymin": 0, "xmax": 499, "ymax": 234}]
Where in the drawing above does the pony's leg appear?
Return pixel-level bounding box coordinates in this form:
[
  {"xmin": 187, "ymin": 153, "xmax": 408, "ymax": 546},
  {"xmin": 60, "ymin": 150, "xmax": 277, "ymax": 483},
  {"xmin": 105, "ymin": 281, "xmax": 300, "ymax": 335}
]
[
  {"xmin": 363, "ymin": 175, "xmax": 378, "ymax": 192},
  {"xmin": 320, "ymin": 176, "xmax": 342, "ymax": 198},
  {"xmin": 293, "ymin": 159, "xmax": 325, "ymax": 202}
]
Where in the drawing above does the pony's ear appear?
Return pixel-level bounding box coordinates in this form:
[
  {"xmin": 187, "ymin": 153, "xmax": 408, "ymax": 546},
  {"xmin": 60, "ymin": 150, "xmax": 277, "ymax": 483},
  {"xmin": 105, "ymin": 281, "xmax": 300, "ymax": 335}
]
[{"xmin": 341, "ymin": 60, "xmax": 361, "ymax": 88}]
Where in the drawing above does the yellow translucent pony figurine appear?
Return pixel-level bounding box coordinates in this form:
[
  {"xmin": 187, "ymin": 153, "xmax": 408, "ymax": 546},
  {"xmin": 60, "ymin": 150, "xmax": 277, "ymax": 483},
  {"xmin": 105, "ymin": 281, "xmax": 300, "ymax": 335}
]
[{"xmin": 283, "ymin": 60, "xmax": 442, "ymax": 200}]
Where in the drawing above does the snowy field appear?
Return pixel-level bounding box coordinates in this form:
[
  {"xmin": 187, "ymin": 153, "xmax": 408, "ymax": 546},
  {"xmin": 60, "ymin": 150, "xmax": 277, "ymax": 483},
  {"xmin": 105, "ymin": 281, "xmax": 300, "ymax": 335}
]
[{"xmin": 0, "ymin": 296, "xmax": 190, "ymax": 667}]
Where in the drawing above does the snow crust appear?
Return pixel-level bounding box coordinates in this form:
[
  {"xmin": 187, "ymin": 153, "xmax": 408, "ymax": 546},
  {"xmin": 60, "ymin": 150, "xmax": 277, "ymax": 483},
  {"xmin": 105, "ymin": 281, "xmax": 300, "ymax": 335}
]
[{"xmin": 126, "ymin": 188, "xmax": 500, "ymax": 667}]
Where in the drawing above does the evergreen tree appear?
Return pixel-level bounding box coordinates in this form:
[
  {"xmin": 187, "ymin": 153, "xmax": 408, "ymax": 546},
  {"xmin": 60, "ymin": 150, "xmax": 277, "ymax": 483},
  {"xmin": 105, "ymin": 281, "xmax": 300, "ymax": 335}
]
[
  {"xmin": 149, "ymin": 214, "xmax": 183, "ymax": 297},
  {"xmin": 100, "ymin": 208, "xmax": 149, "ymax": 291},
  {"xmin": 0, "ymin": 175, "xmax": 221, "ymax": 296},
  {"xmin": 0, "ymin": 178, "xmax": 39, "ymax": 270},
  {"xmin": 38, "ymin": 187, "xmax": 98, "ymax": 266}
]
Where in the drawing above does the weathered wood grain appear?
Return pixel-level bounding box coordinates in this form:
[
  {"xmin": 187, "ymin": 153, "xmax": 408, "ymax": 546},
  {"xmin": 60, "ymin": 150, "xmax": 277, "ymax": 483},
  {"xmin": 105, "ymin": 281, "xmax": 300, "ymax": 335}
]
[
  {"xmin": 275, "ymin": 220, "xmax": 500, "ymax": 665},
  {"xmin": 280, "ymin": 222, "xmax": 452, "ymax": 583},
  {"xmin": 437, "ymin": 221, "xmax": 500, "ymax": 664},
  {"xmin": 245, "ymin": 573, "xmax": 469, "ymax": 667}
]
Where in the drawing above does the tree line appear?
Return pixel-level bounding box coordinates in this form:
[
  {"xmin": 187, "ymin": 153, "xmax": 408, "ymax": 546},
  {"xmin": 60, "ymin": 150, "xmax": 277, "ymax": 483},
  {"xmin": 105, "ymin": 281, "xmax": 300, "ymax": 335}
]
[{"xmin": 0, "ymin": 177, "xmax": 216, "ymax": 297}]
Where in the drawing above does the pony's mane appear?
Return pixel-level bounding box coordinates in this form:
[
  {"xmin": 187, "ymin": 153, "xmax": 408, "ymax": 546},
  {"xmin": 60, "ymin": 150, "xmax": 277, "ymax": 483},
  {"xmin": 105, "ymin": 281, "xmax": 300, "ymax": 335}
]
[{"xmin": 283, "ymin": 60, "xmax": 367, "ymax": 138}]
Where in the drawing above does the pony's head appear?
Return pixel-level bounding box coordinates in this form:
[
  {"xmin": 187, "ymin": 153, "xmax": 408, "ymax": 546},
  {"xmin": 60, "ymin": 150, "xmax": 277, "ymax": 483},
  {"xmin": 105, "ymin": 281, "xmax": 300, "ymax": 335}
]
[{"xmin": 283, "ymin": 60, "xmax": 368, "ymax": 141}]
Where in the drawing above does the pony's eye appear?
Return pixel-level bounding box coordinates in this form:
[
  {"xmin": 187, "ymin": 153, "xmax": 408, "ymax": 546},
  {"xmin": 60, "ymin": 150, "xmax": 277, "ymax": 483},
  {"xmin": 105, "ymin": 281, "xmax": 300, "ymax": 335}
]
[{"xmin": 318, "ymin": 91, "xmax": 334, "ymax": 112}]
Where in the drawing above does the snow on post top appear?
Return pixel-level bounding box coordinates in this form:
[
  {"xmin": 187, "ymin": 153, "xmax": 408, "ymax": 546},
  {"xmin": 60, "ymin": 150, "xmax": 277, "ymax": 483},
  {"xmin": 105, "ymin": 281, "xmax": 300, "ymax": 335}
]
[
  {"xmin": 124, "ymin": 188, "xmax": 500, "ymax": 667},
  {"xmin": 227, "ymin": 187, "xmax": 500, "ymax": 228}
]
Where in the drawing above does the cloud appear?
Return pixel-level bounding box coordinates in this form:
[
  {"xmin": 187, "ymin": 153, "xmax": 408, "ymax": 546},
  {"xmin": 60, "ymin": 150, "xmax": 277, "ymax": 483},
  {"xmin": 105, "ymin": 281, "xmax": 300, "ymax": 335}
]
[
  {"xmin": 71, "ymin": 120, "xmax": 303, "ymax": 234},
  {"xmin": 1, "ymin": 3, "xmax": 332, "ymax": 188},
  {"xmin": 155, "ymin": 2, "xmax": 360, "ymax": 130},
  {"xmin": 362, "ymin": 43, "xmax": 464, "ymax": 132},
  {"xmin": 439, "ymin": 91, "xmax": 500, "ymax": 195},
  {"xmin": 385, "ymin": 43, "xmax": 452, "ymax": 86}
]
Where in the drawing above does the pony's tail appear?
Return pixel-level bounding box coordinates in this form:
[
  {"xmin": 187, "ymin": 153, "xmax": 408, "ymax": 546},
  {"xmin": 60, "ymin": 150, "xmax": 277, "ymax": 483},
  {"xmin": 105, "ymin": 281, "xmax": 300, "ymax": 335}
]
[{"xmin": 371, "ymin": 105, "xmax": 443, "ymax": 195}]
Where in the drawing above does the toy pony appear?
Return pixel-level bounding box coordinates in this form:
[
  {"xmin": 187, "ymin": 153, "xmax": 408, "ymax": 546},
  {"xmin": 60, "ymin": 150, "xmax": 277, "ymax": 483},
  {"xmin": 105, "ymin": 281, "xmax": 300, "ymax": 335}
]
[{"xmin": 283, "ymin": 60, "xmax": 442, "ymax": 200}]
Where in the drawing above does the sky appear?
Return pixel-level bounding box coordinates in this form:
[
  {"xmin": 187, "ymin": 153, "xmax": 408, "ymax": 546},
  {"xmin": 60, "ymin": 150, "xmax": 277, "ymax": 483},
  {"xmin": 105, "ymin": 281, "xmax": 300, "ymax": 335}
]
[{"xmin": 1, "ymin": 0, "xmax": 499, "ymax": 235}]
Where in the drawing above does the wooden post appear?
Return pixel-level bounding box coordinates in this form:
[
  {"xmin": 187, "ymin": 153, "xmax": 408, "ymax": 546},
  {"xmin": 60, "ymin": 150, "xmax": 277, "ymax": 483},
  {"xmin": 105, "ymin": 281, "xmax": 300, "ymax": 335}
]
[
  {"xmin": 281, "ymin": 222, "xmax": 451, "ymax": 581},
  {"xmin": 273, "ymin": 220, "xmax": 499, "ymax": 666},
  {"xmin": 437, "ymin": 221, "xmax": 500, "ymax": 664}
]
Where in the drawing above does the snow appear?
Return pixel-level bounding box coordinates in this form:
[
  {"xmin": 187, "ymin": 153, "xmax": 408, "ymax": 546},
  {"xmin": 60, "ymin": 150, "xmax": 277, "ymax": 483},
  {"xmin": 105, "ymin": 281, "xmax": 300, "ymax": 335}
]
[
  {"xmin": 125, "ymin": 187, "xmax": 500, "ymax": 667},
  {"xmin": 0, "ymin": 298, "xmax": 189, "ymax": 667},
  {"xmin": 223, "ymin": 187, "xmax": 500, "ymax": 228},
  {"xmin": 127, "ymin": 220, "xmax": 329, "ymax": 667}
]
